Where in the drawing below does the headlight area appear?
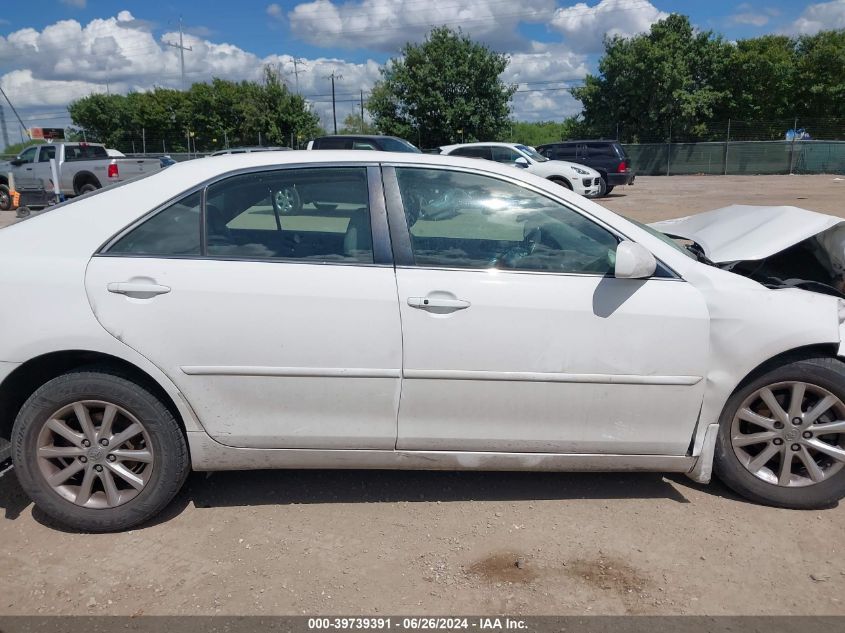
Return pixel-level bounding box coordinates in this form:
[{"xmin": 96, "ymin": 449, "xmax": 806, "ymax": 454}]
[{"xmin": 571, "ymin": 166, "xmax": 590, "ymax": 175}]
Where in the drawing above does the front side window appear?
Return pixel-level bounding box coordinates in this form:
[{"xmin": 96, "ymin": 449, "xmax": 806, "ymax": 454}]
[
  {"xmin": 395, "ymin": 168, "xmax": 619, "ymax": 273},
  {"xmin": 515, "ymin": 145, "xmax": 548, "ymax": 162},
  {"xmin": 205, "ymin": 167, "xmax": 373, "ymax": 263},
  {"xmin": 17, "ymin": 147, "xmax": 37, "ymax": 164},
  {"xmin": 491, "ymin": 146, "xmax": 521, "ymax": 164},
  {"xmin": 108, "ymin": 191, "xmax": 201, "ymax": 256}
]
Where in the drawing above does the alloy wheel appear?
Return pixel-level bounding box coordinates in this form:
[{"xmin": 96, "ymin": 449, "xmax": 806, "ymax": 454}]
[
  {"xmin": 36, "ymin": 400, "xmax": 155, "ymax": 508},
  {"xmin": 731, "ymin": 381, "xmax": 845, "ymax": 487}
]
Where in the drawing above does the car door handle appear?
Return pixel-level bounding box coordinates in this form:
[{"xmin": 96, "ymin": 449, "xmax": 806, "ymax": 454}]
[
  {"xmin": 107, "ymin": 282, "xmax": 171, "ymax": 298},
  {"xmin": 408, "ymin": 296, "xmax": 471, "ymax": 311}
]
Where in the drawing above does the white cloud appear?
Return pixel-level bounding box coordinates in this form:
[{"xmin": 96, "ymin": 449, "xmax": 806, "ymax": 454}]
[
  {"xmin": 0, "ymin": 10, "xmax": 591, "ymax": 130},
  {"xmin": 60, "ymin": 0, "xmax": 87, "ymax": 8},
  {"xmin": 550, "ymin": 0, "xmax": 668, "ymax": 53},
  {"xmin": 728, "ymin": 12, "xmax": 770, "ymax": 26},
  {"xmin": 789, "ymin": 0, "xmax": 845, "ymax": 34},
  {"xmin": 266, "ymin": 3, "xmax": 283, "ymax": 19},
  {"xmin": 287, "ymin": 0, "xmax": 556, "ymax": 52}
]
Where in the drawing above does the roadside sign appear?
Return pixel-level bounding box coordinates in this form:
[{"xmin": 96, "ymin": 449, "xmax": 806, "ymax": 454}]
[{"xmin": 29, "ymin": 127, "xmax": 65, "ymax": 140}]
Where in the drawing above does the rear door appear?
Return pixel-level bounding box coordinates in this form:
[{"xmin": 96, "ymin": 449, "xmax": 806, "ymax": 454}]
[{"xmin": 85, "ymin": 164, "xmax": 403, "ymax": 449}]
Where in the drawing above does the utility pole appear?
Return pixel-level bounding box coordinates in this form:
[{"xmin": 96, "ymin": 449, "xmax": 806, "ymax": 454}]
[
  {"xmin": 166, "ymin": 16, "xmax": 193, "ymax": 91},
  {"xmin": 360, "ymin": 90, "xmax": 365, "ymax": 133},
  {"xmin": 287, "ymin": 58, "xmax": 307, "ymax": 94},
  {"xmin": 0, "ymin": 85, "xmax": 30, "ymax": 139},
  {"xmin": 325, "ymin": 71, "xmax": 343, "ymax": 134},
  {"xmin": 0, "ymin": 106, "xmax": 9, "ymax": 150}
]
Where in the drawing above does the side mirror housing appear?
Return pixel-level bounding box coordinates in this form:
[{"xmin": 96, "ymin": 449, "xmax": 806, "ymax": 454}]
[
  {"xmin": 614, "ymin": 241, "xmax": 657, "ymax": 279},
  {"xmin": 514, "ymin": 157, "xmax": 529, "ymax": 168},
  {"xmin": 9, "ymin": 159, "xmax": 23, "ymax": 166}
]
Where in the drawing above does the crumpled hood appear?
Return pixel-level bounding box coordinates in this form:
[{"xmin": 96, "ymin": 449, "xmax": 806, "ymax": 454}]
[{"xmin": 650, "ymin": 205, "xmax": 844, "ymax": 263}]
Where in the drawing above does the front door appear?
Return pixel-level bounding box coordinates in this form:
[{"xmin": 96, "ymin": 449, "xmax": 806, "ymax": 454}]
[
  {"xmin": 387, "ymin": 166, "xmax": 710, "ymax": 455},
  {"xmin": 86, "ymin": 165, "xmax": 402, "ymax": 449}
]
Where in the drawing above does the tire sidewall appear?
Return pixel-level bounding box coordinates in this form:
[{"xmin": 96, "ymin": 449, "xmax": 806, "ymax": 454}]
[
  {"xmin": 714, "ymin": 358, "xmax": 845, "ymax": 509},
  {"xmin": 0, "ymin": 184, "xmax": 10, "ymax": 211},
  {"xmin": 12, "ymin": 372, "xmax": 187, "ymax": 531}
]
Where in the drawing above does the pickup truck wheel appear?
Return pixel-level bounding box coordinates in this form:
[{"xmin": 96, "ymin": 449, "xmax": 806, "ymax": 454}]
[
  {"xmin": 11, "ymin": 371, "xmax": 189, "ymax": 532},
  {"xmin": 0, "ymin": 184, "xmax": 10, "ymax": 211},
  {"xmin": 78, "ymin": 183, "xmax": 99, "ymax": 195}
]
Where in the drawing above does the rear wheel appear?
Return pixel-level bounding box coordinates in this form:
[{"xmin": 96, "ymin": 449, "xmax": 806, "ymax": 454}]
[
  {"xmin": 605, "ymin": 185, "xmax": 615, "ymax": 195},
  {"xmin": 78, "ymin": 183, "xmax": 99, "ymax": 195},
  {"xmin": 0, "ymin": 184, "xmax": 10, "ymax": 210},
  {"xmin": 597, "ymin": 176, "xmax": 608, "ymax": 197},
  {"xmin": 12, "ymin": 371, "xmax": 189, "ymax": 532},
  {"xmin": 714, "ymin": 357, "xmax": 845, "ymax": 509}
]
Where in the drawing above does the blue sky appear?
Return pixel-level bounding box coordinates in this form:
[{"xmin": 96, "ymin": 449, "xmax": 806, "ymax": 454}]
[{"xmin": 0, "ymin": 0, "xmax": 843, "ymax": 131}]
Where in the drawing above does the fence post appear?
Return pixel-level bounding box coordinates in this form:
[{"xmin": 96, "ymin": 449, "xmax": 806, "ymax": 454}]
[
  {"xmin": 724, "ymin": 118, "xmax": 731, "ymax": 176},
  {"xmin": 789, "ymin": 116, "xmax": 798, "ymax": 174},
  {"xmin": 666, "ymin": 120, "xmax": 672, "ymax": 176},
  {"xmin": 162, "ymin": 139, "xmax": 166, "ymax": 154},
  {"xmin": 142, "ymin": 128, "xmax": 146, "ymax": 154}
]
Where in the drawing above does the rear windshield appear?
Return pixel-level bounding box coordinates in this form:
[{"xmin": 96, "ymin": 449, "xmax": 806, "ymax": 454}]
[{"xmin": 64, "ymin": 144, "xmax": 108, "ymax": 161}]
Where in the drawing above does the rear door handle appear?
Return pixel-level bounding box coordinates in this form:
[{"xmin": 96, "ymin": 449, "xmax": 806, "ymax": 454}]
[
  {"xmin": 107, "ymin": 282, "xmax": 171, "ymax": 298},
  {"xmin": 408, "ymin": 296, "xmax": 471, "ymax": 312}
]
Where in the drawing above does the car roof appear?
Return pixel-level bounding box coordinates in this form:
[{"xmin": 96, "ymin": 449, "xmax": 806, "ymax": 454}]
[
  {"xmin": 440, "ymin": 142, "xmax": 523, "ymax": 151},
  {"xmin": 313, "ymin": 135, "xmax": 401, "ymax": 141},
  {"xmin": 540, "ymin": 140, "xmax": 621, "ymax": 145}
]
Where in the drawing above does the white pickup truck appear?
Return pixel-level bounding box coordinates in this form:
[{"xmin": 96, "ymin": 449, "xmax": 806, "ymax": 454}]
[{"xmin": 0, "ymin": 142, "xmax": 161, "ymax": 209}]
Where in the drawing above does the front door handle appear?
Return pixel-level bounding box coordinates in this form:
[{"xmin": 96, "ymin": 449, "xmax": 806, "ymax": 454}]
[
  {"xmin": 408, "ymin": 296, "xmax": 471, "ymax": 312},
  {"xmin": 107, "ymin": 282, "xmax": 171, "ymax": 298}
]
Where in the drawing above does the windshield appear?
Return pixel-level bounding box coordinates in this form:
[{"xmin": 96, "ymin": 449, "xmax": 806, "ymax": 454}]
[
  {"xmin": 380, "ymin": 138, "xmax": 422, "ymax": 153},
  {"xmin": 515, "ymin": 145, "xmax": 548, "ymax": 162},
  {"xmin": 627, "ymin": 217, "xmax": 696, "ymax": 260}
]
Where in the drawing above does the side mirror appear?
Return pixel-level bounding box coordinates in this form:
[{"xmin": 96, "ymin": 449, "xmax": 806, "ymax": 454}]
[
  {"xmin": 514, "ymin": 157, "xmax": 529, "ymax": 168},
  {"xmin": 614, "ymin": 241, "xmax": 657, "ymax": 279},
  {"xmin": 9, "ymin": 159, "xmax": 23, "ymax": 166}
]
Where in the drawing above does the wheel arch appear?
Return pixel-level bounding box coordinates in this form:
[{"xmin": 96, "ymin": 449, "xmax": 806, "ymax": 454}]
[
  {"xmin": 72, "ymin": 171, "xmax": 101, "ymax": 194},
  {"xmin": 547, "ymin": 175, "xmax": 572, "ymax": 189},
  {"xmin": 0, "ymin": 350, "xmax": 190, "ymax": 446}
]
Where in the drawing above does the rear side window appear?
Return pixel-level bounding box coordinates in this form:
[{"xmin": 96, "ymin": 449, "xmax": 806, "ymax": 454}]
[
  {"xmin": 38, "ymin": 146, "xmax": 56, "ymax": 162},
  {"xmin": 205, "ymin": 167, "xmax": 373, "ymax": 263},
  {"xmin": 314, "ymin": 138, "xmax": 350, "ymax": 150},
  {"xmin": 108, "ymin": 192, "xmax": 201, "ymax": 256},
  {"xmin": 450, "ymin": 147, "xmax": 492, "ymax": 160},
  {"xmin": 586, "ymin": 143, "xmax": 617, "ymax": 158},
  {"xmin": 550, "ymin": 145, "xmax": 577, "ymax": 159}
]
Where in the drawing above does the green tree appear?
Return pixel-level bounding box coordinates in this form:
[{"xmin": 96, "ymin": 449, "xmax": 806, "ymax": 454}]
[
  {"xmin": 573, "ymin": 14, "xmax": 733, "ymax": 142},
  {"xmin": 795, "ymin": 30, "xmax": 845, "ymax": 119},
  {"xmin": 339, "ymin": 112, "xmax": 378, "ymax": 135},
  {"xmin": 367, "ymin": 26, "xmax": 516, "ymax": 148},
  {"xmin": 503, "ymin": 118, "xmax": 586, "ymax": 146}
]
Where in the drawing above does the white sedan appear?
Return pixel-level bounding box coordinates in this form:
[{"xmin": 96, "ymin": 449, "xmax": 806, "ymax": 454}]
[
  {"xmin": 2, "ymin": 150, "xmax": 845, "ymax": 532},
  {"xmin": 440, "ymin": 142, "xmax": 602, "ymax": 197}
]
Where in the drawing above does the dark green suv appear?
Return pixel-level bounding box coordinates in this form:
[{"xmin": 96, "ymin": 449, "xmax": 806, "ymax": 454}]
[{"xmin": 536, "ymin": 141, "xmax": 634, "ymax": 196}]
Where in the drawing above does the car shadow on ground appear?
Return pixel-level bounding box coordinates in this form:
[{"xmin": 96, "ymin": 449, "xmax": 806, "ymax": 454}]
[
  {"xmin": 143, "ymin": 469, "xmax": 693, "ymax": 528},
  {"xmin": 1, "ymin": 468, "xmax": 720, "ymax": 533}
]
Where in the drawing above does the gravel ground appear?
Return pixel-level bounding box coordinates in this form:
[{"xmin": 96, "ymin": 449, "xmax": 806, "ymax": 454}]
[{"xmin": 1, "ymin": 174, "xmax": 845, "ymax": 616}]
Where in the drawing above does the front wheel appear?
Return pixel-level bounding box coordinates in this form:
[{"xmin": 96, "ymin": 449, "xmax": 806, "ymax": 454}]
[
  {"xmin": 714, "ymin": 357, "xmax": 845, "ymax": 509},
  {"xmin": 12, "ymin": 371, "xmax": 189, "ymax": 531}
]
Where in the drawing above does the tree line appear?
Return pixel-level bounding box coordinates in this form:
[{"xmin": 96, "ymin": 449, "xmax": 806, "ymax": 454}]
[{"xmin": 573, "ymin": 14, "xmax": 845, "ymax": 143}]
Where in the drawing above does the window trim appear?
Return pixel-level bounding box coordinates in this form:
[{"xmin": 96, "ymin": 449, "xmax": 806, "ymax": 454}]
[
  {"xmin": 381, "ymin": 162, "xmax": 679, "ymax": 280},
  {"xmin": 97, "ymin": 162, "xmax": 393, "ymax": 268}
]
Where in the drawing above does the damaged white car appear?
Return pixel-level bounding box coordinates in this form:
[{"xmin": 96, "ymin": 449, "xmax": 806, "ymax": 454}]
[{"xmin": 2, "ymin": 151, "xmax": 845, "ymax": 532}]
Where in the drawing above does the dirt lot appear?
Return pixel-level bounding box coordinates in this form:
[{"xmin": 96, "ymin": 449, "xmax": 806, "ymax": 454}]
[{"xmin": 2, "ymin": 174, "xmax": 845, "ymax": 617}]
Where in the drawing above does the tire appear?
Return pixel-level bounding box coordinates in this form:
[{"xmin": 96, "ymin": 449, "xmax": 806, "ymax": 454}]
[
  {"xmin": 714, "ymin": 357, "xmax": 845, "ymax": 509},
  {"xmin": 11, "ymin": 370, "xmax": 189, "ymax": 532},
  {"xmin": 605, "ymin": 185, "xmax": 615, "ymax": 195},
  {"xmin": 0, "ymin": 184, "xmax": 10, "ymax": 211},
  {"xmin": 597, "ymin": 177, "xmax": 608, "ymax": 197},
  {"xmin": 78, "ymin": 183, "xmax": 99, "ymax": 195}
]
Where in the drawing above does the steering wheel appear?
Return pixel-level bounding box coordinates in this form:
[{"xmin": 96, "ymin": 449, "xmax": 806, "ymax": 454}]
[{"xmin": 491, "ymin": 226, "xmax": 541, "ymax": 268}]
